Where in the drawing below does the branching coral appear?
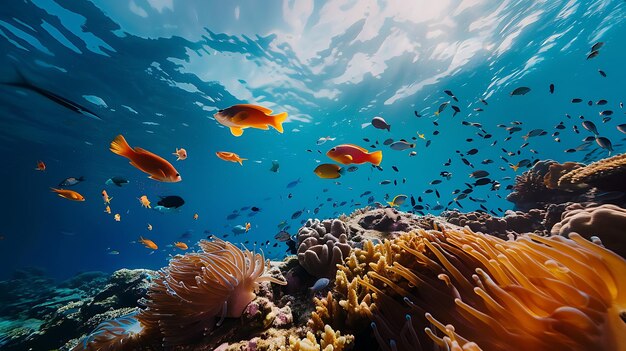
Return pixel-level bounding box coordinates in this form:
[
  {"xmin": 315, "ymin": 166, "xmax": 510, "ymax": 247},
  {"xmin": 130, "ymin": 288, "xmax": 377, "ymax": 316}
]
[
  {"xmin": 316, "ymin": 227, "xmax": 626, "ymax": 351},
  {"xmin": 137, "ymin": 238, "xmax": 287, "ymax": 346},
  {"xmin": 283, "ymin": 325, "xmax": 354, "ymax": 351},
  {"xmin": 551, "ymin": 204, "xmax": 626, "ymax": 258}
]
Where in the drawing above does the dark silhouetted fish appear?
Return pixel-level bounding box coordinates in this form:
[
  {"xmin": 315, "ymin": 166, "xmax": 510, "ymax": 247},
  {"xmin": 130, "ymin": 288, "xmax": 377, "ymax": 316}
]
[
  {"xmin": 510, "ymin": 87, "xmax": 531, "ymax": 96},
  {"xmin": 4, "ymin": 69, "xmax": 102, "ymax": 120},
  {"xmin": 157, "ymin": 195, "xmax": 185, "ymax": 208}
]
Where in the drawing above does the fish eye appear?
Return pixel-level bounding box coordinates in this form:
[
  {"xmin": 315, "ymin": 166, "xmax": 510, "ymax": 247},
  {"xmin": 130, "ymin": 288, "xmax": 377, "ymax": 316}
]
[
  {"xmin": 176, "ymin": 173, "xmax": 180, "ymax": 177},
  {"xmin": 330, "ymin": 148, "xmax": 336, "ymax": 152}
]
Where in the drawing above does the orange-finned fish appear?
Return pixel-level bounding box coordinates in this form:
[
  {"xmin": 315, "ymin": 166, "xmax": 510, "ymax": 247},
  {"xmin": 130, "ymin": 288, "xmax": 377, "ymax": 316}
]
[
  {"xmin": 51, "ymin": 188, "xmax": 85, "ymax": 201},
  {"xmin": 139, "ymin": 237, "xmax": 158, "ymax": 250},
  {"xmin": 110, "ymin": 135, "xmax": 182, "ymax": 182},
  {"xmin": 114, "ymin": 213, "xmax": 121, "ymax": 221},
  {"xmin": 174, "ymin": 242, "xmax": 188, "ymax": 250},
  {"xmin": 139, "ymin": 195, "xmax": 151, "ymax": 208},
  {"xmin": 173, "ymin": 148, "xmax": 187, "ymax": 161},
  {"xmin": 35, "ymin": 160, "xmax": 46, "ymax": 171},
  {"xmin": 214, "ymin": 104, "xmax": 288, "ymax": 137},
  {"xmin": 245, "ymin": 222, "xmax": 251, "ymax": 232},
  {"xmin": 104, "ymin": 205, "xmax": 111, "ymax": 214},
  {"xmin": 102, "ymin": 190, "xmax": 112, "ymax": 204},
  {"xmin": 216, "ymin": 151, "xmax": 247, "ymax": 165},
  {"xmin": 326, "ymin": 144, "xmax": 383, "ymax": 166}
]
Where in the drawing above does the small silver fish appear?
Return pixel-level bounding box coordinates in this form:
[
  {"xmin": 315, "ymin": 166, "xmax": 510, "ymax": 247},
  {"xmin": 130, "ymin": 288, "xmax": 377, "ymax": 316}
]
[{"xmin": 390, "ymin": 140, "xmax": 415, "ymax": 151}]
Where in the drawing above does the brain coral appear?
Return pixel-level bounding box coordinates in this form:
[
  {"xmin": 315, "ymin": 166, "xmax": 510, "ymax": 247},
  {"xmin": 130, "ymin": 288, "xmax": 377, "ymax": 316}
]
[
  {"xmin": 297, "ymin": 219, "xmax": 353, "ymax": 278},
  {"xmin": 551, "ymin": 204, "xmax": 626, "ymax": 258},
  {"xmin": 135, "ymin": 238, "xmax": 287, "ymax": 347},
  {"xmin": 314, "ymin": 226, "xmax": 626, "ymax": 351}
]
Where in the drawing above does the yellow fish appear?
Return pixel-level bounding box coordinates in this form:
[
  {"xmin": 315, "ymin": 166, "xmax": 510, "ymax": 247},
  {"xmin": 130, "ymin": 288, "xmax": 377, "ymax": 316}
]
[
  {"xmin": 104, "ymin": 206, "xmax": 111, "ymax": 214},
  {"xmin": 114, "ymin": 213, "xmax": 121, "ymax": 222},
  {"xmin": 139, "ymin": 195, "xmax": 151, "ymax": 208},
  {"xmin": 214, "ymin": 104, "xmax": 288, "ymax": 137},
  {"xmin": 313, "ymin": 164, "xmax": 344, "ymax": 179},
  {"xmin": 387, "ymin": 194, "xmax": 408, "ymax": 207}
]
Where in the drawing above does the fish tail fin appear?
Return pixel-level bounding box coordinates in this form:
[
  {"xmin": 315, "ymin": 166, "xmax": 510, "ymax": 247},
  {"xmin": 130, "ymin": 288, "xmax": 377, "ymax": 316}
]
[
  {"xmin": 110, "ymin": 135, "xmax": 134, "ymax": 158},
  {"xmin": 238, "ymin": 158, "xmax": 247, "ymax": 166},
  {"xmin": 50, "ymin": 187, "xmax": 59, "ymax": 193},
  {"xmin": 370, "ymin": 150, "xmax": 383, "ymax": 166},
  {"xmin": 434, "ymin": 111, "xmax": 440, "ymax": 116},
  {"xmin": 387, "ymin": 125, "xmax": 391, "ymax": 132},
  {"xmin": 386, "ymin": 201, "xmax": 396, "ymax": 207},
  {"xmin": 522, "ymin": 135, "xmax": 529, "ymax": 141},
  {"xmin": 339, "ymin": 167, "xmax": 346, "ymax": 175},
  {"xmin": 270, "ymin": 112, "xmax": 288, "ymax": 133}
]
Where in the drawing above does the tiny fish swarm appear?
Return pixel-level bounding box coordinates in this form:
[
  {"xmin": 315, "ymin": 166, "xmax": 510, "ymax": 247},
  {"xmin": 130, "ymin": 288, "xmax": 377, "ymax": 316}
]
[
  {"xmin": 312, "ymin": 227, "xmax": 626, "ymax": 351},
  {"xmin": 136, "ymin": 238, "xmax": 286, "ymax": 346}
]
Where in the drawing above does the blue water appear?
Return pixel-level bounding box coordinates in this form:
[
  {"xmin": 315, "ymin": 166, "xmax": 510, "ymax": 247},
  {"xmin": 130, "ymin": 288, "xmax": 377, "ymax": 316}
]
[{"xmin": 0, "ymin": 0, "xmax": 625, "ymax": 280}]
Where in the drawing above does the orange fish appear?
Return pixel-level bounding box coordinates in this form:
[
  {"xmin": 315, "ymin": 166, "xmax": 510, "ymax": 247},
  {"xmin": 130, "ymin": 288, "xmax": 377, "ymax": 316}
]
[
  {"xmin": 245, "ymin": 222, "xmax": 251, "ymax": 232},
  {"xmin": 216, "ymin": 151, "xmax": 247, "ymax": 165},
  {"xmin": 110, "ymin": 135, "xmax": 182, "ymax": 182},
  {"xmin": 104, "ymin": 206, "xmax": 111, "ymax": 214},
  {"xmin": 174, "ymin": 242, "xmax": 188, "ymax": 250},
  {"xmin": 139, "ymin": 236, "xmax": 158, "ymax": 250},
  {"xmin": 35, "ymin": 160, "xmax": 46, "ymax": 171},
  {"xmin": 173, "ymin": 148, "xmax": 187, "ymax": 161},
  {"xmin": 193, "ymin": 213, "xmax": 199, "ymax": 220},
  {"xmin": 139, "ymin": 195, "xmax": 151, "ymax": 208},
  {"xmin": 51, "ymin": 188, "xmax": 85, "ymax": 201},
  {"xmin": 326, "ymin": 144, "xmax": 383, "ymax": 166},
  {"xmin": 102, "ymin": 190, "xmax": 112, "ymax": 204},
  {"xmin": 114, "ymin": 213, "xmax": 121, "ymax": 221},
  {"xmin": 214, "ymin": 104, "xmax": 288, "ymax": 137}
]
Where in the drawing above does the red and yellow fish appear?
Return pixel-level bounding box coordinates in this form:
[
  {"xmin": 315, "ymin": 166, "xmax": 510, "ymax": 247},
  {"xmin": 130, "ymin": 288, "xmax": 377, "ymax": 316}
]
[
  {"xmin": 51, "ymin": 188, "xmax": 85, "ymax": 201},
  {"xmin": 35, "ymin": 160, "xmax": 46, "ymax": 171},
  {"xmin": 139, "ymin": 237, "xmax": 158, "ymax": 250},
  {"xmin": 173, "ymin": 148, "xmax": 187, "ymax": 161},
  {"xmin": 216, "ymin": 151, "xmax": 247, "ymax": 165},
  {"xmin": 110, "ymin": 135, "xmax": 181, "ymax": 182},
  {"xmin": 214, "ymin": 104, "xmax": 288, "ymax": 137},
  {"xmin": 326, "ymin": 144, "xmax": 382, "ymax": 166},
  {"xmin": 102, "ymin": 190, "xmax": 112, "ymax": 204},
  {"xmin": 174, "ymin": 242, "xmax": 188, "ymax": 250}
]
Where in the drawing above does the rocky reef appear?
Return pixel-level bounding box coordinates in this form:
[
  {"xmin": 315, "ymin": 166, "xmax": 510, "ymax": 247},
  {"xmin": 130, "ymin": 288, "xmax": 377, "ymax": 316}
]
[{"xmin": 1, "ymin": 155, "xmax": 625, "ymax": 351}]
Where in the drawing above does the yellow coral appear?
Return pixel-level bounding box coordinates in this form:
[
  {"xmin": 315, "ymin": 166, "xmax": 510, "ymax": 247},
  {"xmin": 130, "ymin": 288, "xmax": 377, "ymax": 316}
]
[{"xmin": 286, "ymin": 325, "xmax": 354, "ymax": 351}]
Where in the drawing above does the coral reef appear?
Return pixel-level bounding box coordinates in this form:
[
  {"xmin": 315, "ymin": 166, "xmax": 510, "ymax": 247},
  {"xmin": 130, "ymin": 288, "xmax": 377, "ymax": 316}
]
[
  {"xmin": 0, "ymin": 268, "xmax": 153, "ymax": 351},
  {"xmin": 3, "ymin": 154, "xmax": 626, "ymax": 351},
  {"xmin": 551, "ymin": 203, "xmax": 626, "ymax": 258}
]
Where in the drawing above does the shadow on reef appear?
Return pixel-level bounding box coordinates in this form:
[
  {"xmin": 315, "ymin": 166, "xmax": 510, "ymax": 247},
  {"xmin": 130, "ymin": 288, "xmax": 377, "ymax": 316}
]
[{"xmin": 1, "ymin": 154, "xmax": 626, "ymax": 351}]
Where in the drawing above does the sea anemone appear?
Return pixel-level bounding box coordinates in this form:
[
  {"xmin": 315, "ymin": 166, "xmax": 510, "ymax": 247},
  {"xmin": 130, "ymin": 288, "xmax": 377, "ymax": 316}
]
[
  {"xmin": 136, "ymin": 238, "xmax": 287, "ymax": 346},
  {"xmin": 316, "ymin": 226, "xmax": 626, "ymax": 351},
  {"xmin": 72, "ymin": 311, "xmax": 143, "ymax": 351}
]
